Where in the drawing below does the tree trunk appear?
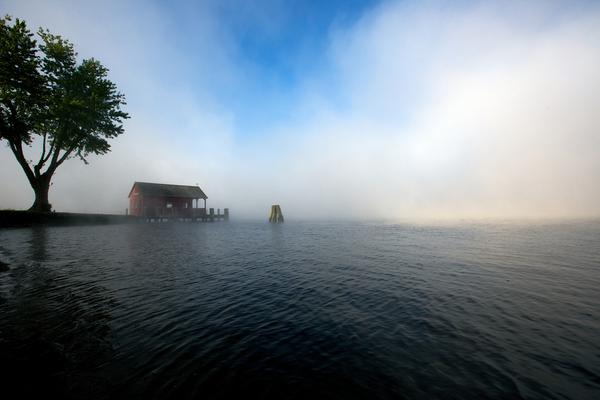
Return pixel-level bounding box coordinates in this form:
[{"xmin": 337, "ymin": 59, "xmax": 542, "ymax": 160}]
[{"xmin": 29, "ymin": 175, "xmax": 52, "ymax": 212}]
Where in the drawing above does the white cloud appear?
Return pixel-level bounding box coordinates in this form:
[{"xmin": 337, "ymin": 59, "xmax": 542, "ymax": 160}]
[{"xmin": 1, "ymin": 1, "xmax": 599, "ymax": 219}]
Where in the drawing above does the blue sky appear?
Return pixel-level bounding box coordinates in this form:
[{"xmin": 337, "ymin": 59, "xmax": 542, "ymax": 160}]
[
  {"xmin": 162, "ymin": 0, "xmax": 379, "ymax": 135},
  {"xmin": 1, "ymin": 0, "xmax": 600, "ymax": 218}
]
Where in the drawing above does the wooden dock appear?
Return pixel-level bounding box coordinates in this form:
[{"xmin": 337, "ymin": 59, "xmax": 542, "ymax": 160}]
[{"xmin": 141, "ymin": 207, "xmax": 229, "ymax": 223}]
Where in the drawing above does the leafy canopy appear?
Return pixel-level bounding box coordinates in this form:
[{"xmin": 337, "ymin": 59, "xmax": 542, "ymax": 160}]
[{"xmin": 0, "ymin": 15, "xmax": 128, "ymax": 177}]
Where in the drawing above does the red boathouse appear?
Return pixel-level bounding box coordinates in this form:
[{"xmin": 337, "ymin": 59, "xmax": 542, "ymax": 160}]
[{"xmin": 128, "ymin": 182, "xmax": 208, "ymax": 218}]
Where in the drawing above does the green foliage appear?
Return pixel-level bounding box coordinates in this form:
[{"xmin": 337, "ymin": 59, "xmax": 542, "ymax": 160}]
[
  {"xmin": 0, "ymin": 15, "xmax": 129, "ymax": 210},
  {"xmin": 0, "ymin": 15, "xmax": 46, "ymax": 144}
]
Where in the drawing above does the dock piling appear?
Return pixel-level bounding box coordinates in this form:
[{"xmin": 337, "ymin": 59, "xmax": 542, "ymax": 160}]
[{"xmin": 269, "ymin": 205, "xmax": 284, "ymax": 223}]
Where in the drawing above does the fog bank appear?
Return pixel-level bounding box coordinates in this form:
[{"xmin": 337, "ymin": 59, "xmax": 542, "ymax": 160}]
[{"xmin": 1, "ymin": 1, "xmax": 599, "ymax": 219}]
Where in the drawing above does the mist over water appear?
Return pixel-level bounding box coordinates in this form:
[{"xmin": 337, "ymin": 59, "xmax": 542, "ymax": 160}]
[
  {"xmin": 1, "ymin": 220, "xmax": 599, "ymax": 399},
  {"xmin": 2, "ymin": 2, "xmax": 600, "ymax": 399}
]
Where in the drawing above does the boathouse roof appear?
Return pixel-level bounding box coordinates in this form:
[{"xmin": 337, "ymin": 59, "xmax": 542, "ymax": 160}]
[{"xmin": 129, "ymin": 182, "xmax": 207, "ymax": 199}]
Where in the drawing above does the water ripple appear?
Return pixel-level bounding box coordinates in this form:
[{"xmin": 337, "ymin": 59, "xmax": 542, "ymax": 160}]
[{"xmin": 0, "ymin": 221, "xmax": 599, "ymax": 399}]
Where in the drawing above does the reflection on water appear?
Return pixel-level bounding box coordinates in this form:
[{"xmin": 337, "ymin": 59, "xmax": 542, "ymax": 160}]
[
  {"xmin": 1, "ymin": 227, "xmax": 114, "ymax": 398},
  {"xmin": 29, "ymin": 227, "xmax": 48, "ymax": 261},
  {"xmin": 0, "ymin": 221, "xmax": 599, "ymax": 399}
]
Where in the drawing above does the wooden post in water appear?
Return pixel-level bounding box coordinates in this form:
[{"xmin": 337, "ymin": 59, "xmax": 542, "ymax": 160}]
[
  {"xmin": 224, "ymin": 208, "xmax": 229, "ymax": 221},
  {"xmin": 269, "ymin": 205, "xmax": 284, "ymax": 223}
]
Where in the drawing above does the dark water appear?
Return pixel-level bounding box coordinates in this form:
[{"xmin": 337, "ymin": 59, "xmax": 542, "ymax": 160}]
[{"xmin": 0, "ymin": 221, "xmax": 599, "ymax": 399}]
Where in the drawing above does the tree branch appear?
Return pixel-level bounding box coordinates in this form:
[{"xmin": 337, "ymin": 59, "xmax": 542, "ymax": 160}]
[
  {"xmin": 56, "ymin": 143, "xmax": 77, "ymax": 167},
  {"xmin": 45, "ymin": 141, "xmax": 77, "ymax": 177},
  {"xmin": 8, "ymin": 139, "xmax": 36, "ymax": 185},
  {"xmin": 48, "ymin": 139, "xmax": 61, "ymax": 168},
  {"xmin": 37, "ymin": 132, "xmax": 47, "ymax": 165},
  {"xmin": 42, "ymin": 142, "xmax": 55, "ymax": 164},
  {"xmin": 34, "ymin": 132, "xmax": 48, "ymax": 177}
]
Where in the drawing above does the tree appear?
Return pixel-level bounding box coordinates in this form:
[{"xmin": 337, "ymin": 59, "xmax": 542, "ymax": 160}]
[{"xmin": 0, "ymin": 16, "xmax": 128, "ymax": 212}]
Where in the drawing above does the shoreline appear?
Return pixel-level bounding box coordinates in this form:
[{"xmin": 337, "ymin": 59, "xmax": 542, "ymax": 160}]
[{"xmin": 0, "ymin": 210, "xmax": 136, "ymax": 228}]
